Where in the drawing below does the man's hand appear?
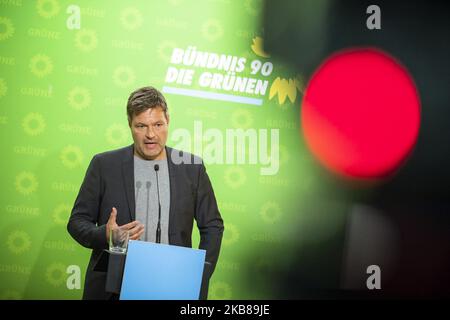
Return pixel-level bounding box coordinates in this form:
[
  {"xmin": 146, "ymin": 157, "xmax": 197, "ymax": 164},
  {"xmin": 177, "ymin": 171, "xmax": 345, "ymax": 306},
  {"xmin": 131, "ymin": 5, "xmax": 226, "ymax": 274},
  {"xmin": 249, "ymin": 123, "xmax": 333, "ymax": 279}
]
[
  {"xmin": 106, "ymin": 207, "xmax": 145, "ymax": 242},
  {"xmin": 121, "ymin": 220, "xmax": 145, "ymax": 240},
  {"xmin": 106, "ymin": 207, "xmax": 119, "ymax": 242}
]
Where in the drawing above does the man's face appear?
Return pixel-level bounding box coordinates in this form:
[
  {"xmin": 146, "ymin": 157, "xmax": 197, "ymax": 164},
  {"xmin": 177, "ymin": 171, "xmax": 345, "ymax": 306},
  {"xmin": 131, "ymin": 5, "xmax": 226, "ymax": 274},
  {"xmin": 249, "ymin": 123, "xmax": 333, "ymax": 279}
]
[{"xmin": 130, "ymin": 106, "xmax": 169, "ymax": 160}]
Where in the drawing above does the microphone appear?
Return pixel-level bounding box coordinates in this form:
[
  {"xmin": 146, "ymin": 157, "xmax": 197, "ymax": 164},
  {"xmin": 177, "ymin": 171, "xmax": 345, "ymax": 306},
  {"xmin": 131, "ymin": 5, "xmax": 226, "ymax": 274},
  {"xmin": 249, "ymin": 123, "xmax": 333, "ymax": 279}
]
[
  {"xmin": 154, "ymin": 164, "xmax": 161, "ymax": 243},
  {"xmin": 145, "ymin": 181, "xmax": 151, "ymax": 241},
  {"xmin": 135, "ymin": 181, "xmax": 143, "ymax": 223},
  {"xmin": 135, "ymin": 181, "xmax": 142, "ymax": 204}
]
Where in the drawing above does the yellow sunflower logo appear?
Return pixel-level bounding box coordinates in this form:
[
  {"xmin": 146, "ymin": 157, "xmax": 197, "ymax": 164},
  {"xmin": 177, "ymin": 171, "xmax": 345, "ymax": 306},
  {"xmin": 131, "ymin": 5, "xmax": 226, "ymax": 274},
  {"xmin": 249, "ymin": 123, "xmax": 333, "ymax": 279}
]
[
  {"xmin": 251, "ymin": 36, "xmax": 270, "ymax": 58},
  {"xmin": 250, "ymin": 36, "xmax": 304, "ymax": 106},
  {"xmin": 0, "ymin": 17, "xmax": 14, "ymax": 41},
  {"xmin": 22, "ymin": 112, "xmax": 46, "ymax": 136},
  {"xmin": 201, "ymin": 19, "xmax": 224, "ymax": 42},
  {"xmin": 222, "ymin": 223, "xmax": 239, "ymax": 247},
  {"xmin": 7, "ymin": 230, "xmax": 31, "ymax": 255},
  {"xmin": 52, "ymin": 203, "xmax": 71, "ymax": 225},
  {"xmin": 15, "ymin": 172, "xmax": 38, "ymax": 196},
  {"xmin": 36, "ymin": 0, "xmax": 60, "ymax": 19},
  {"xmin": 29, "ymin": 54, "xmax": 53, "ymax": 78},
  {"xmin": 105, "ymin": 123, "xmax": 129, "ymax": 146},
  {"xmin": 60, "ymin": 145, "xmax": 84, "ymax": 169},
  {"xmin": 45, "ymin": 263, "xmax": 66, "ymax": 287},
  {"xmin": 269, "ymin": 76, "xmax": 303, "ymax": 105},
  {"xmin": 224, "ymin": 166, "xmax": 247, "ymax": 189},
  {"xmin": 120, "ymin": 7, "xmax": 143, "ymax": 31},
  {"xmin": 113, "ymin": 66, "xmax": 136, "ymax": 88},
  {"xmin": 231, "ymin": 109, "xmax": 254, "ymax": 129},
  {"xmin": 67, "ymin": 87, "xmax": 91, "ymax": 110},
  {"xmin": 259, "ymin": 201, "xmax": 282, "ymax": 224},
  {"xmin": 74, "ymin": 29, "xmax": 98, "ymax": 52}
]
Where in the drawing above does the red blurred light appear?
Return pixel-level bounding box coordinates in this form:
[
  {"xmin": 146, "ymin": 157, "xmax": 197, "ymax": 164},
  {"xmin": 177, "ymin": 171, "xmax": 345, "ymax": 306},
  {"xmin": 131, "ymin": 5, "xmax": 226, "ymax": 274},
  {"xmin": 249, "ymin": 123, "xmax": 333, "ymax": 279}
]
[{"xmin": 301, "ymin": 48, "xmax": 420, "ymax": 179}]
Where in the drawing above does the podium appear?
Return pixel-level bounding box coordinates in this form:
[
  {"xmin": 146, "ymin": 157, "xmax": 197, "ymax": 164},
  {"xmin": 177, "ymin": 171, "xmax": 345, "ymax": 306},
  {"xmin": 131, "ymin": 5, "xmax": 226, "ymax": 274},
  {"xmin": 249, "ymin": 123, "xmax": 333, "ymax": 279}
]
[
  {"xmin": 92, "ymin": 249, "xmax": 126, "ymax": 294},
  {"xmin": 94, "ymin": 240, "xmax": 206, "ymax": 300}
]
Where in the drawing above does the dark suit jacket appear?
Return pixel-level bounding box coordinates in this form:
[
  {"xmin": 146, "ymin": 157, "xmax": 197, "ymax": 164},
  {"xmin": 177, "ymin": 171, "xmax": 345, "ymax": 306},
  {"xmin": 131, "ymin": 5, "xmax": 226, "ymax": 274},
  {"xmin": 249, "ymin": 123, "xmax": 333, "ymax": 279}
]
[{"xmin": 67, "ymin": 145, "xmax": 224, "ymax": 300}]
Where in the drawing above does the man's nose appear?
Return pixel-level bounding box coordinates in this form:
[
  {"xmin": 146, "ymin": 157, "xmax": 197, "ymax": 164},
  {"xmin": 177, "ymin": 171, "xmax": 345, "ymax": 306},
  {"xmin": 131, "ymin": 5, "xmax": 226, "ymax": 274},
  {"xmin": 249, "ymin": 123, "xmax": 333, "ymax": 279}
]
[{"xmin": 145, "ymin": 126, "xmax": 156, "ymax": 138}]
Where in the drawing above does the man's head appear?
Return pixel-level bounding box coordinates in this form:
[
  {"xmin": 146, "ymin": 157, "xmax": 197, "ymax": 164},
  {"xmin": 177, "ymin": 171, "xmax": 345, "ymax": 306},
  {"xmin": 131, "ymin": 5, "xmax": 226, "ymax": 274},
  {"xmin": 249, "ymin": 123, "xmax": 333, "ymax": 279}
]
[{"xmin": 127, "ymin": 86, "xmax": 169, "ymax": 160}]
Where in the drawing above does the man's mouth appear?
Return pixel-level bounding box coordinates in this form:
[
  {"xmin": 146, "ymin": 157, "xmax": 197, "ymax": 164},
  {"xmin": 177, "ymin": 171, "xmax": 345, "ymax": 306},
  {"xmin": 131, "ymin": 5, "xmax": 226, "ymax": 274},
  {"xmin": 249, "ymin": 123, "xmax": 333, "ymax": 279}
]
[{"xmin": 144, "ymin": 141, "xmax": 158, "ymax": 149}]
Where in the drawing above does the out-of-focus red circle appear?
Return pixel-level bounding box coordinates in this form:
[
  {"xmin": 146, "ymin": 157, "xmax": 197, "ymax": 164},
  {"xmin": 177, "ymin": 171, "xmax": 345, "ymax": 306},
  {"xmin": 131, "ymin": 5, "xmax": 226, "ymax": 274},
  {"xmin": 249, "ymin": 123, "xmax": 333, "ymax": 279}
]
[{"xmin": 301, "ymin": 48, "xmax": 420, "ymax": 179}]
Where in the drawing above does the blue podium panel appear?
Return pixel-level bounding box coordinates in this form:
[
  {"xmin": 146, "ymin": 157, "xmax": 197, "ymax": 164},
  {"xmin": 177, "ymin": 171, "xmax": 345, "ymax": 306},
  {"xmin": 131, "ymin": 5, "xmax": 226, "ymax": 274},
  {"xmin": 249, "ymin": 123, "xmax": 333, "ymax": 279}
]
[{"xmin": 120, "ymin": 240, "xmax": 206, "ymax": 300}]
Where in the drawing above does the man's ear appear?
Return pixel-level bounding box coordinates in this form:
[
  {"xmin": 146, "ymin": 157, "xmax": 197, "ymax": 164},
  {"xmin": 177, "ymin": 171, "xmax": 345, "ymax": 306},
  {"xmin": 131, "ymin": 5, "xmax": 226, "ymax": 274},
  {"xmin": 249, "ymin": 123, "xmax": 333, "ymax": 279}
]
[
  {"xmin": 128, "ymin": 117, "xmax": 132, "ymax": 127},
  {"xmin": 166, "ymin": 113, "xmax": 170, "ymax": 125}
]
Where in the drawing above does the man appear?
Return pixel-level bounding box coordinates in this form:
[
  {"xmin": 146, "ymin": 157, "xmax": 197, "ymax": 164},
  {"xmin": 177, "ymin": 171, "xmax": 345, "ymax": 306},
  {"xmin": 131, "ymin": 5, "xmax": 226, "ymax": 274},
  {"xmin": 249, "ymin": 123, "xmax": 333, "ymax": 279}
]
[{"xmin": 67, "ymin": 86, "xmax": 224, "ymax": 300}]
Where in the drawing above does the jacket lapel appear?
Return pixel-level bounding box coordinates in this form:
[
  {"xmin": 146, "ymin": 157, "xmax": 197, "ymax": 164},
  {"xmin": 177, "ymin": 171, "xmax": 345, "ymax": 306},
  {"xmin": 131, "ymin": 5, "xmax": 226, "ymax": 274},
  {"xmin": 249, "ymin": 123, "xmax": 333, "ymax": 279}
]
[
  {"xmin": 166, "ymin": 146, "xmax": 179, "ymax": 236},
  {"xmin": 122, "ymin": 144, "xmax": 135, "ymax": 221}
]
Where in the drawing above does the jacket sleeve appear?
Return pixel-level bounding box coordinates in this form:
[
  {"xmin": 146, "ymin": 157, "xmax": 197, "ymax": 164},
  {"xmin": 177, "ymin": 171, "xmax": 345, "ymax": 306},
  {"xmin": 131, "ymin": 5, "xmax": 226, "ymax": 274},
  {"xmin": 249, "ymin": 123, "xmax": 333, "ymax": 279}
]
[
  {"xmin": 67, "ymin": 155, "xmax": 108, "ymax": 250},
  {"xmin": 195, "ymin": 163, "xmax": 224, "ymax": 281}
]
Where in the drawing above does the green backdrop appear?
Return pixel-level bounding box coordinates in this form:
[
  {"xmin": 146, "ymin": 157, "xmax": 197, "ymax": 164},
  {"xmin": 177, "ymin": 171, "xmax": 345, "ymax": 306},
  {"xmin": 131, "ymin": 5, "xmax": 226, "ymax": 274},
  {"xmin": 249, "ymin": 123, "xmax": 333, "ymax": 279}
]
[{"xmin": 0, "ymin": 0, "xmax": 344, "ymax": 299}]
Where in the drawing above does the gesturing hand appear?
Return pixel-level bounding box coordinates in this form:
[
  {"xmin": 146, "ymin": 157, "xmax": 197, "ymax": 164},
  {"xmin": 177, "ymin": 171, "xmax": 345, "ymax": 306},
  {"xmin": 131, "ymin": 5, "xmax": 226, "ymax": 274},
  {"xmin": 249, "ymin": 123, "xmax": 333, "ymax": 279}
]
[
  {"xmin": 106, "ymin": 207, "xmax": 145, "ymax": 241},
  {"xmin": 106, "ymin": 207, "xmax": 119, "ymax": 242},
  {"xmin": 121, "ymin": 220, "xmax": 145, "ymax": 240}
]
